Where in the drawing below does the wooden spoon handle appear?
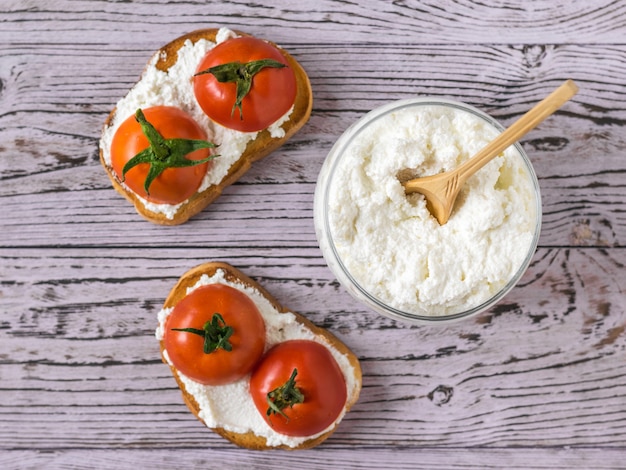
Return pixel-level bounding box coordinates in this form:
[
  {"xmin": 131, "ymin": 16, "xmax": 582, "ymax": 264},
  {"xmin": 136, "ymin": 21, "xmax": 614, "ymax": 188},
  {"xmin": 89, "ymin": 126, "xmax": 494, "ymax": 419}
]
[{"xmin": 457, "ymin": 79, "xmax": 579, "ymax": 181}]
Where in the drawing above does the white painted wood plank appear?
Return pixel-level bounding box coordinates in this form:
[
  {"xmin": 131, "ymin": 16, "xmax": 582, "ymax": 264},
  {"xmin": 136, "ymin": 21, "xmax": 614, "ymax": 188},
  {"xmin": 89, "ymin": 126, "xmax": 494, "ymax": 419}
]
[
  {"xmin": 1, "ymin": 0, "xmax": 624, "ymax": 45},
  {"xmin": 1, "ymin": 448, "xmax": 625, "ymax": 470},
  {"xmin": 1, "ymin": 248, "xmax": 624, "ymax": 451},
  {"xmin": 1, "ymin": 41, "xmax": 623, "ymax": 248}
]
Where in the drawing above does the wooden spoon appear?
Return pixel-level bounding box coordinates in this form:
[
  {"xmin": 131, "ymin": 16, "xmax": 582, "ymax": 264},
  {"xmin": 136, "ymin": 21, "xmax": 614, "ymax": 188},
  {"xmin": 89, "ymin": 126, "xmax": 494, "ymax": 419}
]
[{"xmin": 402, "ymin": 79, "xmax": 579, "ymax": 225}]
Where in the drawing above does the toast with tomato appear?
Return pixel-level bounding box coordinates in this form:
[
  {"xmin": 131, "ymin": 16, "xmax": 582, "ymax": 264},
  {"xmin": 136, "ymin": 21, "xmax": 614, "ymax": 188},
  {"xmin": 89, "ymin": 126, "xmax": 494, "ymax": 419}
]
[
  {"xmin": 158, "ymin": 262, "xmax": 362, "ymax": 450},
  {"xmin": 100, "ymin": 28, "xmax": 313, "ymax": 225}
]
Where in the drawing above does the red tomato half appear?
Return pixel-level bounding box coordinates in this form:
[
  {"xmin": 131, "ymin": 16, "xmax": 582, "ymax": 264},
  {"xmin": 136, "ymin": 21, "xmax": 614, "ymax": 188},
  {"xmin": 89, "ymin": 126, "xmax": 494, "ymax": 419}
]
[
  {"xmin": 249, "ymin": 340, "xmax": 347, "ymax": 437},
  {"xmin": 163, "ymin": 284, "xmax": 266, "ymax": 386},
  {"xmin": 110, "ymin": 106, "xmax": 212, "ymax": 204},
  {"xmin": 193, "ymin": 36, "xmax": 297, "ymax": 132}
]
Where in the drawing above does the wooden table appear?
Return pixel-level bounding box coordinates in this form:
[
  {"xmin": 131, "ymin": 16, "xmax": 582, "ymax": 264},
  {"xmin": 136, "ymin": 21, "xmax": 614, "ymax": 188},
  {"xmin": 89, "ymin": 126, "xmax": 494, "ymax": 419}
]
[{"xmin": 2, "ymin": 1, "xmax": 624, "ymax": 468}]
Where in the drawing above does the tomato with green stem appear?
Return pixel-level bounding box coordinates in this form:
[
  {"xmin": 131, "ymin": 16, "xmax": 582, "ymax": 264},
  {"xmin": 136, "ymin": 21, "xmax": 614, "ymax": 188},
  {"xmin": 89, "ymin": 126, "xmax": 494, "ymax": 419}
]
[
  {"xmin": 110, "ymin": 106, "xmax": 217, "ymax": 204},
  {"xmin": 163, "ymin": 284, "xmax": 266, "ymax": 386},
  {"xmin": 193, "ymin": 36, "xmax": 297, "ymax": 132},
  {"xmin": 249, "ymin": 340, "xmax": 347, "ymax": 437}
]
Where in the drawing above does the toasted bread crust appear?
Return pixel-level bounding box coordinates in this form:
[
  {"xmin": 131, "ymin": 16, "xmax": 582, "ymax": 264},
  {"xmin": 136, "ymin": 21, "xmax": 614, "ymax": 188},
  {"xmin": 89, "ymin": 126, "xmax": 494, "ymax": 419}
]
[
  {"xmin": 159, "ymin": 262, "xmax": 362, "ymax": 450},
  {"xmin": 100, "ymin": 29, "xmax": 313, "ymax": 225}
]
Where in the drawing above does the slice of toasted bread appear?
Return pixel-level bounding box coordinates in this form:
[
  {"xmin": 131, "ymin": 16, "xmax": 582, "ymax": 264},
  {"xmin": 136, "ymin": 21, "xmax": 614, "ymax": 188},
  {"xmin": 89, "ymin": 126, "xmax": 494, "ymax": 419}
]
[
  {"xmin": 100, "ymin": 29, "xmax": 313, "ymax": 225},
  {"xmin": 159, "ymin": 262, "xmax": 362, "ymax": 450}
]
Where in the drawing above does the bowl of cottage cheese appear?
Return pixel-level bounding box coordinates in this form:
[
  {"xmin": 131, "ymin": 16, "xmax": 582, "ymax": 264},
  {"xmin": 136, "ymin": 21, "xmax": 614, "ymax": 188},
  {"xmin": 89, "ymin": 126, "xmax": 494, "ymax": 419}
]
[{"xmin": 313, "ymin": 98, "xmax": 541, "ymax": 324}]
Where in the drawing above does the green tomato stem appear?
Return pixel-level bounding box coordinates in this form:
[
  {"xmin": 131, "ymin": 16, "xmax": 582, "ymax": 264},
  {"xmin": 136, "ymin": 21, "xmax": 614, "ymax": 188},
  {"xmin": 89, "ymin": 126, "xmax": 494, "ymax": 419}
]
[
  {"xmin": 171, "ymin": 312, "xmax": 233, "ymax": 354},
  {"xmin": 121, "ymin": 108, "xmax": 218, "ymax": 195},
  {"xmin": 265, "ymin": 368, "xmax": 304, "ymax": 420},
  {"xmin": 195, "ymin": 58, "xmax": 287, "ymax": 121}
]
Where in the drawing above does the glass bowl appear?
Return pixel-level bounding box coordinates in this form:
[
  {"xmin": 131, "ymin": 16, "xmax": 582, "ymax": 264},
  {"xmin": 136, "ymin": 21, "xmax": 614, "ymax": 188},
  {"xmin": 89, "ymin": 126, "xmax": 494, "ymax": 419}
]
[{"xmin": 313, "ymin": 98, "xmax": 542, "ymax": 325}]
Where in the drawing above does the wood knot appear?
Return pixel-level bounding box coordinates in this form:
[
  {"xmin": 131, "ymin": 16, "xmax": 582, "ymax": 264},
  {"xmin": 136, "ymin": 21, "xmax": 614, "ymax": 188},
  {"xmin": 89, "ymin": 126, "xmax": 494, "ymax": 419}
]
[
  {"xmin": 526, "ymin": 136, "xmax": 569, "ymax": 152},
  {"xmin": 569, "ymin": 218, "xmax": 613, "ymax": 246},
  {"xmin": 428, "ymin": 385, "xmax": 453, "ymax": 406},
  {"xmin": 522, "ymin": 45, "xmax": 548, "ymax": 69}
]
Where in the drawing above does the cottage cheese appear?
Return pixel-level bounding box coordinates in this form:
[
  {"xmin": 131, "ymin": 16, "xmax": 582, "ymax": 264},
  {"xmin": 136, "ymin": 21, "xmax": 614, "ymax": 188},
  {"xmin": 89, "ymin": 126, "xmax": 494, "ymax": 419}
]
[
  {"xmin": 100, "ymin": 28, "xmax": 293, "ymax": 220},
  {"xmin": 155, "ymin": 269, "xmax": 358, "ymax": 448},
  {"xmin": 316, "ymin": 101, "xmax": 539, "ymax": 318}
]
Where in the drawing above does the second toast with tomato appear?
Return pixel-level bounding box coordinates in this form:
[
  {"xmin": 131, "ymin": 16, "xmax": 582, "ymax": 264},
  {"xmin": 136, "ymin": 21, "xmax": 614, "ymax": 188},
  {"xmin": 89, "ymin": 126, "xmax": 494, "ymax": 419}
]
[
  {"xmin": 99, "ymin": 28, "xmax": 313, "ymax": 225},
  {"xmin": 156, "ymin": 262, "xmax": 362, "ymax": 450}
]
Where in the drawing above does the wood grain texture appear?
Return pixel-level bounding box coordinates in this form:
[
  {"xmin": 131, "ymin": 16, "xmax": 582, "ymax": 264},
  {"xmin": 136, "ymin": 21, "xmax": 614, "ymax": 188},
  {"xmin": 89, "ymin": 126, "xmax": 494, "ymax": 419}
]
[
  {"xmin": 2, "ymin": 448, "xmax": 626, "ymax": 470},
  {"xmin": 1, "ymin": 0, "xmax": 625, "ymax": 468},
  {"xmin": 1, "ymin": 0, "xmax": 625, "ymax": 45},
  {"xmin": 1, "ymin": 248, "xmax": 624, "ymax": 451},
  {"xmin": 1, "ymin": 41, "xmax": 624, "ymax": 247}
]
